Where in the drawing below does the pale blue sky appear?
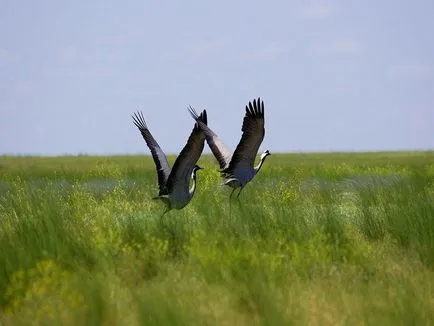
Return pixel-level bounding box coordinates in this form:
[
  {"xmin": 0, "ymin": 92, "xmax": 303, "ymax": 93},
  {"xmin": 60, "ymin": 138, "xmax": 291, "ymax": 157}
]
[{"xmin": 1, "ymin": 1, "xmax": 433, "ymax": 155}]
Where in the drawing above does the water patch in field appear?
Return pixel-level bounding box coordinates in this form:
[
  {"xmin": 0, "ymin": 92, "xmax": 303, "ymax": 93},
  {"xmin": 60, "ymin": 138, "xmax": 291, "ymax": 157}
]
[
  {"xmin": 73, "ymin": 178, "xmax": 139, "ymax": 195},
  {"xmin": 300, "ymin": 174, "xmax": 409, "ymax": 193},
  {"xmin": 340, "ymin": 174, "xmax": 410, "ymax": 190},
  {"xmin": 299, "ymin": 178, "xmax": 337, "ymax": 193},
  {"xmin": 0, "ymin": 178, "xmax": 140, "ymax": 196}
]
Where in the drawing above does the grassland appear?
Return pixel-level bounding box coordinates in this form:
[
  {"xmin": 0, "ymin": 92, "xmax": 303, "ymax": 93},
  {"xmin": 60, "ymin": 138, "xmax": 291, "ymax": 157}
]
[{"xmin": 0, "ymin": 151, "xmax": 434, "ymax": 325}]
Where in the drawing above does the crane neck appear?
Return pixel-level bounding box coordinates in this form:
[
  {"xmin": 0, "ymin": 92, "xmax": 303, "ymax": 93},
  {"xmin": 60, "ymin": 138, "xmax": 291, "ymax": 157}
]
[
  {"xmin": 254, "ymin": 155, "xmax": 268, "ymax": 174},
  {"xmin": 189, "ymin": 169, "xmax": 199, "ymax": 197}
]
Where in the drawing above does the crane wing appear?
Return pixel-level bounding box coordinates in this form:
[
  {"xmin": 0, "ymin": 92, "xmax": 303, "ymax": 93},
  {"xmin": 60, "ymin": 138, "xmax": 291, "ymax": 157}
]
[
  {"xmin": 132, "ymin": 111, "xmax": 171, "ymax": 194},
  {"xmin": 187, "ymin": 106, "xmax": 232, "ymax": 169},
  {"xmin": 225, "ymin": 98, "xmax": 265, "ymax": 173},
  {"xmin": 166, "ymin": 110, "xmax": 207, "ymax": 194}
]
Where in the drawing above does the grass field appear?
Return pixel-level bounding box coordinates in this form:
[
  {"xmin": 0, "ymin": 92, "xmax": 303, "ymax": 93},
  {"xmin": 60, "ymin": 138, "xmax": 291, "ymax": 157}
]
[{"xmin": 1, "ymin": 151, "xmax": 434, "ymax": 325}]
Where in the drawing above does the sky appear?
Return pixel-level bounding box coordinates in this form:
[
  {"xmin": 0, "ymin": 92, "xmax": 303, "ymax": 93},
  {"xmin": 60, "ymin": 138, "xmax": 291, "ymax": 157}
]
[{"xmin": 0, "ymin": 0, "xmax": 433, "ymax": 155}]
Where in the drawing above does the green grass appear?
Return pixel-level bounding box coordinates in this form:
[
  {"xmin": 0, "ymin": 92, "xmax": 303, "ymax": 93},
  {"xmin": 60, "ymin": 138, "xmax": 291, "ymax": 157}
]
[{"xmin": 0, "ymin": 151, "xmax": 434, "ymax": 325}]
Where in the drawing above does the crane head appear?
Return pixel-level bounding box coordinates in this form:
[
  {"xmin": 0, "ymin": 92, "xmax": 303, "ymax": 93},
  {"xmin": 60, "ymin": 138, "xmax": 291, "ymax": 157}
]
[
  {"xmin": 261, "ymin": 150, "xmax": 271, "ymax": 160},
  {"xmin": 193, "ymin": 165, "xmax": 204, "ymax": 173}
]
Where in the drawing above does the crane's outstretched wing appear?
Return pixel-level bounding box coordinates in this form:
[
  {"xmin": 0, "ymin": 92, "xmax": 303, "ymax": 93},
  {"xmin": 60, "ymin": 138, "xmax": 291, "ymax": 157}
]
[
  {"xmin": 224, "ymin": 98, "xmax": 265, "ymax": 173},
  {"xmin": 166, "ymin": 109, "xmax": 207, "ymax": 194},
  {"xmin": 188, "ymin": 106, "xmax": 232, "ymax": 169},
  {"xmin": 132, "ymin": 111, "xmax": 171, "ymax": 194}
]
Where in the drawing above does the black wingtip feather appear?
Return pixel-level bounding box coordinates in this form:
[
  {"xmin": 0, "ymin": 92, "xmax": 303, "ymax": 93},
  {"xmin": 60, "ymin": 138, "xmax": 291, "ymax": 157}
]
[
  {"xmin": 187, "ymin": 105, "xmax": 200, "ymax": 121},
  {"xmin": 199, "ymin": 109, "xmax": 207, "ymax": 126},
  {"xmin": 188, "ymin": 106, "xmax": 207, "ymax": 127},
  {"xmin": 245, "ymin": 97, "xmax": 264, "ymax": 119},
  {"xmin": 132, "ymin": 111, "xmax": 148, "ymax": 131}
]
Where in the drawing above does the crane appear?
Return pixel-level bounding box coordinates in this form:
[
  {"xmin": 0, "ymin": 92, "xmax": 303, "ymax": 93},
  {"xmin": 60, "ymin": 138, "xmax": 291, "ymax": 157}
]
[
  {"xmin": 132, "ymin": 109, "xmax": 207, "ymax": 216},
  {"xmin": 188, "ymin": 97, "xmax": 271, "ymax": 202}
]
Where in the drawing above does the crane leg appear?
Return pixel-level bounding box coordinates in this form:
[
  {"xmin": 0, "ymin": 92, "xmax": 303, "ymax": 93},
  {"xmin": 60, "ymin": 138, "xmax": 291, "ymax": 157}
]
[
  {"xmin": 229, "ymin": 188, "xmax": 237, "ymax": 201},
  {"xmin": 160, "ymin": 208, "xmax": 176, "ymax": 247},
  {"xmin": 159, "ymin": 207, "xmax": 170, "ymax": 227},
  {"xmin": 229, "ymin": 188, "xmax": 237, "ymax": 217},
  {"xmin": 236, "ymin": 186, "xmax": 244, "ymax": 200}
]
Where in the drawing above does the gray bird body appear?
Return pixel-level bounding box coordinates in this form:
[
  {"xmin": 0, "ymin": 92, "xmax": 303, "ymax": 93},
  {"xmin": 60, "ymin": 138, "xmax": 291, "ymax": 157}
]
[
  {"xmin": 188, "ymin": 98, "xmax": 270, "ymax": 199},
  {"xmin": 132, "ymin": 110, "xmax": 207, "ymax": 212}
]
